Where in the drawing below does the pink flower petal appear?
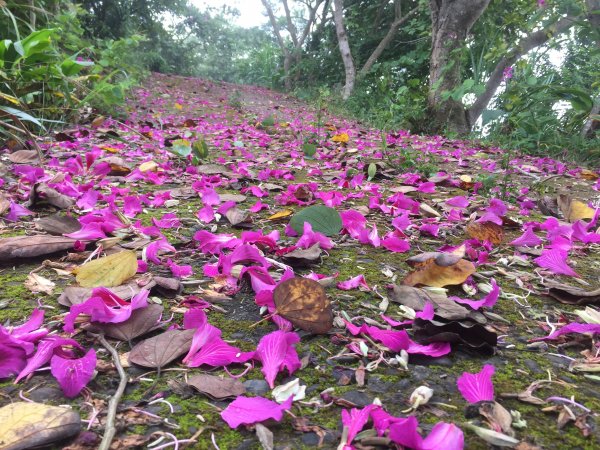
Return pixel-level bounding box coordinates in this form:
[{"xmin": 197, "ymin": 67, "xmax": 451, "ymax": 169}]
[
  {"xmin": 457, "ymin": 364, "xmax": 495, "ymax": 403},
  {"xmin": 15, "ymin": 336, "xmax": 81, "ymax": 382},
  {"xmin": 254, "ymin": 330, "xmax": 301, "ymax": 388},
  {"xmin": 337, "ymin": 275, "xmax": 370, "ymax": 291},
  {"xmin": 50, "ymin": 348, "xmax": 96, "ymax": 398},
  {"xmin": 446, "ymin": 196, "xmax": 469, "ymax": 208},
  {"xmin": 297, "ymin": 222, "xmax": 334, "ymax": 250},
  {"xmin": 451, "ymin": 279, "xmax": 500, "ymax": 310},
  {"xmin": 531, "ymin": 322, "xmax": 600, "ymax": 341},
  {"xmin": 510, "ymin": 227, "xmax": 542, "ymax": 246},
  {"xmin": 388, "ymin": 416, "xmax": 423, "ymax": 449},
  {"xmin": 221, "ymin": 395, "xmax": 293, "ymax": 428},
  {"xmin": 341, "ymin": 404, "xmax": 377, "ymax": 447},
  {"xmin": 381, "ymin": 233, "xmax": 411, "ymax": 253},
  {"xmin": 422, "ymin": 422, "xmax": 464, "ymax": 450},
  {"xmin": 534, "ymin": 249, "xmax": 579, "ymax": 277}
]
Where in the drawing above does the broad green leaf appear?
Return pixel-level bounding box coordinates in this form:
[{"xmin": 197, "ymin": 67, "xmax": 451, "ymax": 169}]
[
  {"xmin": 303, "ymin": 143, "xmax": 316, "ymax": 158},
  {"xmin": 192, "ymin": 137, "xmax": 209, "ymax": 159},
  {"xmin": 261, "ymin": 115, "xmax": 275, "ymax": 127},
  {"xmin": 290, "ymin": 205, "xmax": 342, "ymax": 237},
  {"xmin": 167, "ymin": 139, "xmax": 192, "ymax": 158}
]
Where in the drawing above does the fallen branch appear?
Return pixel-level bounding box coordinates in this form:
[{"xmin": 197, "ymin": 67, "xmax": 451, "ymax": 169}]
[{"xmin": 96, "ymin": 334, "xmax": 128, "ymax": 450}]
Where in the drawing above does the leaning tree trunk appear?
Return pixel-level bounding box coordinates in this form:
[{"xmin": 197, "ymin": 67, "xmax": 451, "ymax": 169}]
[
  {"xmin": 428, "ymin": 0, "xmax": 490, "ymax": 134},
  {"xmin": 332, "ymin": 0, "xmax": 356, "ymax": 100}
]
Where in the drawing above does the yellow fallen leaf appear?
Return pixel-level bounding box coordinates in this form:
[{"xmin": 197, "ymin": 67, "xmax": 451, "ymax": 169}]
[
  {"xmin": 403, "ymin": 258, "xmax": 476, "ymax": 288},
  {"xmin": 174, "ymin": 102, "xmax": 183, "ymax": 110},
  {"xmin": 74, "ymin": 250, "xmax": 137, "ymax": 287},
  {"xmin": 268, "ymin": 209, "xmax": 293, "ymax": 221},
  {"xmin": 579, "ymin": 169, "xmax": 599, "ymax": 181},
  {"xmin": 0, "ymin": 402, "xmax": 81, "ymax": 450},
  {"xmin": 332, "ymin": 133, "xmax": 349, "ymax": 143},
  {"xmin": 100, "ymin": 145, "xmax": 120, "ymax": 153},
  {"xmin": 279, "ymin": 122, "xmax": 290, "ymax": 128},
  {"xmin": 459, "ymin": 175, "xmax": 472, "ymax": 183},
  {"xmin": 568, "ymin": 200, "xmax": 595, "ymax": 222},
  {"xmin": 139, "ymin": 160, "xmax": 159, "ymax": 172}
]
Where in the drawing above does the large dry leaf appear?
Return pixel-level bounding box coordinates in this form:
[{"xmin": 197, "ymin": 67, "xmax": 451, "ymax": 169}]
[
  {"xmin": 7, "ymin": 149, "xmax": 39, "ymax": 164},
  {"xmin": 273, "ymin": 277, "xmax": 333, "ymax": 334},
  {"xmin": 403, "ymin": 257, "xmax": 476, "ymax": 288},
  {"xmin": 0, "ymin": 193, "xmax": 9, "ymax": 216},
  {"xmin": 129, "ymin": 329, "xmax": 195, "ymax": 368},
  {"xmin": 0, "ymin": 235, "xmax": 76, "ymax": 260},
  {"xmin": 544, "ymin": 280, "xmax": 600, "ymax": 305},
  {"xmin": 74, "ymin": 250, "xmax": 137, "ymax": 288},
  {"xmin": 0, "ymin": 402, "xmax": 81, "ymax": 450},
  {"xmin": 466, "ymin": 221, "xmax": 504, "ymax": 245},
  {"xmin": 387, "ymin": 285, "xmax": 473, "ymax": 321},
  {"xmin": 95, "ymin": 303, "xmax": 163, "ymax": 341},
  {"xmin": 187, "ymin": 374, "xmax": 246, "ymax": 399},
  {"xmin": 35, "ymin": 214, "xmax": 81, "ymax": 235}
]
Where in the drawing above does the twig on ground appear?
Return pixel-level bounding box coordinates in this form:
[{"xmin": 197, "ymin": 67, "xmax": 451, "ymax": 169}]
[{"xmin": 96, "ymin": 334, "xmax": 128, "ymax": 450}]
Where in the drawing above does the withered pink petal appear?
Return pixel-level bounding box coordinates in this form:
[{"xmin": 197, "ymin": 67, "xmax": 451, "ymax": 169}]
[
  {"xmin": 452, "ymin": 279, "xmax": 500, "ymax": 310},
  {"xmin": 531, "ymin": 322, "xmax": 600, "ymax": 341},
  {"xmin": 337, "ymin": 275, "xmax": 370, "ymax": 291},
  {"xmin": 341, "ymin": 404, "xmax": 377, "ymax": 446}
]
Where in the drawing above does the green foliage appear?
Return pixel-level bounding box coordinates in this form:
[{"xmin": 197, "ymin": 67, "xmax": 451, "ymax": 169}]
[{"xmin": 290, "ymin": 205, "xmax": 343, "ymax": 237}]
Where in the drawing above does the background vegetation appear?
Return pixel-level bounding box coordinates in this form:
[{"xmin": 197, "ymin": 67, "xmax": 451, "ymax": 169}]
[{"xmin": 1, "ymin": 0, "xmax": 598, "ymax": 162}]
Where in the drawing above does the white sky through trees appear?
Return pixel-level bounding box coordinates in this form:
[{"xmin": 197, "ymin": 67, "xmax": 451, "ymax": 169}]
[{"xmin": 192, "ymin": 0, "xmax": 268, "ymax": 28}]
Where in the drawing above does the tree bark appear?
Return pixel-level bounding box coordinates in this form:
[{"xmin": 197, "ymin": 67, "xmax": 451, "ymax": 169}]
[
  {"xmin": 428, "ymin": 0, "xmax": 490, "ymax": 134},
  {"xmin": 359, "ymin": 3, "xmax": 420, "ymax": 77},
  {"xmin": 582, "ymin": 0, "xmax": 600, "ymax": 137},
  {"xmin": 468, "ymin": 14, "xmax": 577, "ymax": 126},
  {"xmin": 332, "ymin": 0, "xmax": 355, "ymax": 100}
]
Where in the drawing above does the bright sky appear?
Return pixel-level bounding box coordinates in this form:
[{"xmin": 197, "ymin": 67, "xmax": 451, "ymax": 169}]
[{"xmin": 191, "ymin": 0, "xmax": 268, "ymax": 28}]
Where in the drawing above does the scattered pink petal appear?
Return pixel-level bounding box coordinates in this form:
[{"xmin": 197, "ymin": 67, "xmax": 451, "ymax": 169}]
[
  {"xmin": 510, "ymin": 227, "xmax": 542, "ymax": 246},
  {"xmin": 337, "ymin": 275, "xmax": 370, "ymax": 291},
  {"xmin": 457, "ymin": 364, "xmax": 495, "ymax": 403},
  {"xmin": 451, "ymin": 279, "xmax": 500, "ymax": 310},
  {"xmin": 221, "ymin": 395, "xmax": 293, "ymax": 428},
  {"xmin": 50, "ymin": 348, "xmax": 97, "ymax": 398},
  {"xmin": 254, "ymin": 330, "xmax": 301, "ymax": 388},
  {"xmin": 534, "ymin": 249, "xmax": 579, "ymax": 277}
]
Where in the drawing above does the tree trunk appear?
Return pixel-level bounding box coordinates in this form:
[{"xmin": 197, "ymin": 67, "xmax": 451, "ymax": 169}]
[
  {"xmin": 332, "ymin": 0, "xmax": 355, "ymax": 100},
  {"xmin": 359, "ymin": 4, "xmax": 420, "ymax": 77},
  {"xmin": 428, "ymin": 0, "xmax": 490, "ymax": 134}
]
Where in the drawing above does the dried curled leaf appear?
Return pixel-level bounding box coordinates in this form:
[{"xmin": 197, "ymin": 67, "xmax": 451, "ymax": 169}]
[
  {"xmin": 466, "ymin": 221, "xmax": 504, "ymax": 245},
  {"xmin": 412, "ymin": 318, "xmax": 497, "ymax": 354},
  {"xmin": 74, "ymin": 250, "xmax": 137, "ymax": 288},
  {"xmin": 403, "ymin": 254, "xmax": 476, "ymax": 288},
  {"xmin": 0, "ymin": 402, "xmax": 81, "ymax": 450},
  {"xmin": 273, "ymin": 277, "xmax": 333, "ymax": 334},
  {"xmin": 129, "ymin": 329, "xmax": 195, "ymax": 368},
  {"xmin": 95, "ymin": 303, "xmax": 164, "ymax": 341},
  {"xmin": 544, "ymin": 280, "xmax": 600, "ymax": 305}
]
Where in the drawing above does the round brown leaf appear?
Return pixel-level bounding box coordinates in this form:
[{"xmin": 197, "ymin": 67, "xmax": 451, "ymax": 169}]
[
  {"xmin": 273, "ymin": 278, "xmax": 333, "ymax": 334},
  {"xmin": 97, "ymin": 303, "xmax": 163, "ymax": 341},
  {"xmin": 187, "ymin": 374, "xmax": 246, "ymax": 399},
  {"xmin": 129, "ymin": 329, "xmax": 195, "ymax": 368},
  {"xmin": 466, "ymin": 221, "xmax": 504, "ymax": 245}
]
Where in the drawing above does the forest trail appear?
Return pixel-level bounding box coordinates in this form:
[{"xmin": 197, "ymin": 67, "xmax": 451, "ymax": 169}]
[{"xmin": 1, "ymin": 73, "xmax": 600, "ymax": 449}]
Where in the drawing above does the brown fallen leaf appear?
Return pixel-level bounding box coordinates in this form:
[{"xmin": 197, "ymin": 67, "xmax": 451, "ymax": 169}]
[
  {"xmin": 466, "ymin": 221, "xmax": 504, "ymax": 245},
  {"xmin": 93, "ymin": 303, "xmax": 163, "ymax": 341},
  {"xmin": 8, "ymin": 149, "xmax": 39, "ymax": 164},
  {"xmin": 403, "ymin": 255, "xmax": 476, "ymax": 288},
  {"xmin": 74, "ymin": 250, "xmax": 138, "ymax": 288},
  {"xmin": 281, "ymin": 243, "xmax": 322, "ymax": 266},
  {"xmin": 225, "ymin": 207, "xmax": 252, "ymax": 227},
  {"xmin": 32, "ymin": 183, "xmax": 76, "ymax": 209},
  {"xmin": 0, "ymin": 402, "xmax": 81, "ymax": 450},
  {"xmin": 273, "ymin": 277, "xmax": 333, "ymax": 334},
  {"xmin": 412, "ymin": 318, "xmax": 497, "ymax": 354},
  {"xmin": 0, "ymin": 235, "xmax": 76, "ymax": 260},
  {"xmin": 58, "ymin": 281, "xmax": 154, "ymax": 306},
  {"xmin": 129, "ymin": 329, "xmax": 195, "ymax": 368},
  {"xmin": 187, "ymin": 373, "xmax": 246, "ymax": 399},
  {"xmin": 35, "ymin": 214, "xmax": 81, "ymax": 235},
  {"xmin": 387, "ymin": 284, "xmax": 475, "ymax": 321}
]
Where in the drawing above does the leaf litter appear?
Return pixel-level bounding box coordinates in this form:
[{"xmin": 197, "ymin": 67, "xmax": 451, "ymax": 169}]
[{"xmin": 0, "ymin": 73, "xmax": 599, "ymax": 449}]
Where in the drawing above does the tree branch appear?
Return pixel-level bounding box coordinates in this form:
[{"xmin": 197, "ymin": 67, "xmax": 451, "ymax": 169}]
[
  {"xmin": 282, "ymin": 0, "xmax": 299, "ymax": 47},
  {"xmin": 261, "ymin": 0, "xmax": 290, "ymax": 56},
  {"xmin": 359, "ymin": 4, "xmax": 420, "ymax": 77},
  {"xmin": 467, "ymin": 14, "xmax": 578, "ymax": 126}
]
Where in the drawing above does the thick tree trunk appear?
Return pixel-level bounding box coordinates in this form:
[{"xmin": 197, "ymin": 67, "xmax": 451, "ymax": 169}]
[
  {"xmin": 332, "ymin": 0, "xmax": 355, "ymax": 100},
  {"xmin": 428, "ymin": 0, "xmax": 490, "ymax": 134}
]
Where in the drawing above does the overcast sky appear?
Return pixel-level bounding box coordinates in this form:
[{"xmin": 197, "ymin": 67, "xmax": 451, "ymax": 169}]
[{"xmin": 191, "ymin": 0, "xmax": 269, "ymax": 28}]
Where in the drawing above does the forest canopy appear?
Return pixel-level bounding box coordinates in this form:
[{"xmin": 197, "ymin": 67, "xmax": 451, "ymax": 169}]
[{"xmin": 0, "ymin": 0, "xmax": 599, "ymax": 160}]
